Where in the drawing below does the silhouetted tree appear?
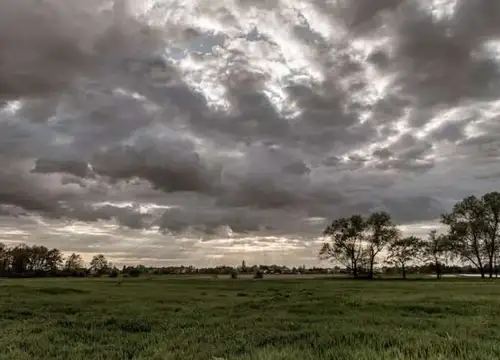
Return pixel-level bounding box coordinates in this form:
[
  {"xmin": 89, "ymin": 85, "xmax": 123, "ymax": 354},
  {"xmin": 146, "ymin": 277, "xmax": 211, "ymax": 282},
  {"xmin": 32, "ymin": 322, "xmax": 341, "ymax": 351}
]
[
  {"xmin": 320, "ymin": 215, "xmax": 367, "ymax": 278},
  {"xmin": 442, "ymin": 196, "xmax": 487, "ymax": 278},
  {"xmin": 0, "ymin": 243, "xmax": 8, "ymax": 275},
  {"xmin": 28, "ymin": 245, "xmax": 62, "ymax": 273},
  {"xmin": 89, "ymin": 254, "xmax": 109, "ymax": 276},
  {"xmin": 421, "ymin": 230, "xmax": 451, "ymax": 279},
  {"xmin": 481, "ymin": 192, "xmax": 500, "ymax": 278},
  {"xmin": 64, "ymin": 253, "xmax": 85, "ymax": 275},
  {"xmin": 387, "ymin": 236, "xmax": 421, "ymax": 279},
  {"xmin": 366, "ymin": 212, "xmax": 399, "ymax": 279},
  {"xmin": 9, "ymin": 244, "xmax": 33, "ymax": 274}
]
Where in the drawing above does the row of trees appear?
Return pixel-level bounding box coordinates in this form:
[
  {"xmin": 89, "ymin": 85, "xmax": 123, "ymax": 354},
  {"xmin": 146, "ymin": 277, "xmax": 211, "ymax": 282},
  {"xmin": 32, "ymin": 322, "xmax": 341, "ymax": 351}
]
[
  {"xmin": 0, "ymin": 245, "xmax": 119, "ymax": 277},
  {"xmin": 0, "ymin": 240, "xmax": 496, "ymax": 279},
  {"xmin": 320, "ymin": 191, "xmax": 500, "ymax": 279},
  {"xmin": 0, "ymin": 244, "xmax": 332, "ymax": 278}
]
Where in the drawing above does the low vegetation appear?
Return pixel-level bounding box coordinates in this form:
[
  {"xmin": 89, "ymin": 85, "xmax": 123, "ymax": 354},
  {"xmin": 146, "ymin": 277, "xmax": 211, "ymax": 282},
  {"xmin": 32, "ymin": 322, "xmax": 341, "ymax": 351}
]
[{"xmin": 1, "ymin": 277, "xmax": 500, "ymax": 360}]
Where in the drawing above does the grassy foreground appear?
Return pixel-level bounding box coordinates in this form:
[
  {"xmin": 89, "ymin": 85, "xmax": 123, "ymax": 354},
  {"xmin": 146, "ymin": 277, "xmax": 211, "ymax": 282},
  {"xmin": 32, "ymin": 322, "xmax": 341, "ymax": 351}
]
[{"xmin": 1, "ymin": 277, "xmax": 500, "ymax": 360}]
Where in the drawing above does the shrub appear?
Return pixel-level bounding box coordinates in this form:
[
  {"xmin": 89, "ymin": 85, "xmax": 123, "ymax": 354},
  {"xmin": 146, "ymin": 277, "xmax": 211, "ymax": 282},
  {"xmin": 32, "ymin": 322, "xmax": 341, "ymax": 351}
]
[
  {"xmin": 230, "ymin": 271, "xmax": 238, "ymax": 279},
  {"xmin": 254, "ymin": 270, "xmax": 264, "ymax": 279},
  {"xmin": 128, "ymin": 268, "xmax": 141, "ymax": 277}
]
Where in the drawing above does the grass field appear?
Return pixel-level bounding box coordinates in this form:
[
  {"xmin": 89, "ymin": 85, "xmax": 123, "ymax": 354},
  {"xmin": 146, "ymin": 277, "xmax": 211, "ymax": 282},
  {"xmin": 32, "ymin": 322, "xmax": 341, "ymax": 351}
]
[{"xmin": 1, "ymin": 277, "xmax": 500, "ymax": 360}]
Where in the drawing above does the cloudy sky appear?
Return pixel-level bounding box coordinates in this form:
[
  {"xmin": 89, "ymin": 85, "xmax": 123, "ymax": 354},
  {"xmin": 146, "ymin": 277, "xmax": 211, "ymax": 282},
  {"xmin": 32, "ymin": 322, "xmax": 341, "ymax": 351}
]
[{"xmin": 1, "ymin": 0, "xmax": 499, "ymax": 267}]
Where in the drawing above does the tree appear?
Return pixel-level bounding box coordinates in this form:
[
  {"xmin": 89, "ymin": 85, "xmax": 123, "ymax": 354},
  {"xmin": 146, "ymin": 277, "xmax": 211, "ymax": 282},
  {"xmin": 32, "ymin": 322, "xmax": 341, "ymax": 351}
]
[
  {"xmin": 421, "ymin": 230, "xmax": 450, "ymax": 279},
  {"xmin": 45, "ymin": 248, "xmax": 63, "ymax": 273},
  {"xmin": 109, "ymin": 267, "xmax": 120, "ymax": 278},
  {"xmin": 442, "ymin": 196, "xmax": 487, "ymax": 278},
  {"xmin": 0, "ymin": 243, "xmax": 8, "ymax": 275},
  {"xmin": 320, "ymin": 215, "xmax": 367, "ymax": 278},
  {"xmin": 482, "ymin": 192, "xmax": 500, "ymax": 278},
  {"xmin": 9, "ymin": 244, "xmax": 32, "ymax": 274},
  {"xmin": 89, "ymin": 254, "xmax": 109, "ymax": 275},
  {"xmin": 387, "ymin": 236, "xmax": 421, "ymax": 279},
  {"xmin": 366, "ymin": 211, "xmax": 399, "ymax": 279},
  {"xmin": 64, "ymin": 253, "xmax": 84, "ymax": 272}
]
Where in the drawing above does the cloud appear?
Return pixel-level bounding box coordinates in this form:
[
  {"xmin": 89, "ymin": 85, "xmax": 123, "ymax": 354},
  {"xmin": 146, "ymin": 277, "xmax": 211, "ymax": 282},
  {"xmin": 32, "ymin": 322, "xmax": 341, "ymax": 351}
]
[
  {"xmin": 1, "ymin": 0, "xmax": 500, "ymax": 264},
  {"xmin": 0, "ymin": 0, "xmax": 167, "ymax": 100}
]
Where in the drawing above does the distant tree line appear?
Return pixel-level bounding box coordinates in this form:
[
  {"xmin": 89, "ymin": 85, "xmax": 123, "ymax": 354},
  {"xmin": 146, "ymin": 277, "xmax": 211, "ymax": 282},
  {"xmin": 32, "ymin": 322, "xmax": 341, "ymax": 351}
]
[
  {"xmin": 320, "ymin": 191, "xmax": 500, "ymax": 279},
  {"xmin": 0, "ymin": 245, "xmax": 334, "ymax": 278}
]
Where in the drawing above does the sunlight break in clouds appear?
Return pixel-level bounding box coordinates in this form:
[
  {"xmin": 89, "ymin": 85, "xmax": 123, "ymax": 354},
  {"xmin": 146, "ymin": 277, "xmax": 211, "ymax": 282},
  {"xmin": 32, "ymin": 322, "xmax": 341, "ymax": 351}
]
[{"xmin": 1, "ymin": 0, "xmax": 500, "ymax": 266}]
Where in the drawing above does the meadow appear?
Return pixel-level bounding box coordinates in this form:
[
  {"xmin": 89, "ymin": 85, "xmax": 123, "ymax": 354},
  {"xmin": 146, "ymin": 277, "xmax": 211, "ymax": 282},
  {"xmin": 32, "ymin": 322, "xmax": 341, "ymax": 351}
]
[{"xmin": 1, "ymin": 277, "xmax": 500, "ymax": 360}]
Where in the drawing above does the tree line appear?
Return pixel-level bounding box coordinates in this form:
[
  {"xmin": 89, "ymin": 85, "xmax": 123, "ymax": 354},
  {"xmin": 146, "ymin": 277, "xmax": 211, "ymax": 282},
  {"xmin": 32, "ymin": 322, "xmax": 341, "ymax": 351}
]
[
  {"xmin": 0, "ymin": 245, "xmax": 335, "ymax": 278},
  {"xmin": 0, "ymin": 245, "xmax": 119, "ymax": 278},
  {"xmin": 320, "ymin": 191, "xmax": 500, "ymax": 279}
]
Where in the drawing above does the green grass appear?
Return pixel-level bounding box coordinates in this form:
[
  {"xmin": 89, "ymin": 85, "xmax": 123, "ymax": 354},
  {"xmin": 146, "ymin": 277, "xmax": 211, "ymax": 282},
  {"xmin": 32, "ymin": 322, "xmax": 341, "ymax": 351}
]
[{"xmin": 1, "ymin": 277, "xmax": 500, "ymax": 360}]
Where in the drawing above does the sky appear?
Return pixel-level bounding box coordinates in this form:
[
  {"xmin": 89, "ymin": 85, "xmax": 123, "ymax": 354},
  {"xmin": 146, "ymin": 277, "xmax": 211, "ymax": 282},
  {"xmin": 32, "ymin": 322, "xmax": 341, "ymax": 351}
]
[{"xmin": 1, "ymin": 0, "xmax": 500, "ymax": 267}]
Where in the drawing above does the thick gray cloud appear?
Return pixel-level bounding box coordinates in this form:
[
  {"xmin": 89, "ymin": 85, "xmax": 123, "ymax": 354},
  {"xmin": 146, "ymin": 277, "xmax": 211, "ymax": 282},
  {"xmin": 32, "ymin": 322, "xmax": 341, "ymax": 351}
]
[
  {"xmin": 1, "ymin": 0, "xmax": 500, "ymax": 264},
  {"xmin": 0, "ymin": 0, "xmax": 166, "ymax": 100}
]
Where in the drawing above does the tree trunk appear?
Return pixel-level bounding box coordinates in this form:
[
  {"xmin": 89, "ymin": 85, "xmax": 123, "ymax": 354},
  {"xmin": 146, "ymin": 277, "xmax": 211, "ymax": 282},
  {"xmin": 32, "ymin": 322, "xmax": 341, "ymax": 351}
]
[
  {"xmin": 475, "ymin": 245, "xmax": 485, "ymax": 279},
  {"xmin": 489, "ymin": 255, "xmax": 494, "ymax": 278},
  {"xmin": 351, "ymin": 257, "xmax": 358, "ymax": 278},
  {"xmin": 495, "ymin": 252, "xmax": 498, "ymax": 278},
  {"xmin": 402, "ymin": 264, "xmax": 406, "ymax": 280},
  {"xmin": 368, "ymin": 259, "xmax": 374, "ymax": 279},
  {"xmin": 435, "ymin": 260, "xmax": 441, "ymax": 280}
]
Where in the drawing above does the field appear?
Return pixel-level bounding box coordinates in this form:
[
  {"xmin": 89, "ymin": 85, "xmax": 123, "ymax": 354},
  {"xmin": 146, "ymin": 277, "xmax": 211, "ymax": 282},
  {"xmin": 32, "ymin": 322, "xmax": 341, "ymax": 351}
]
[{"xmin": 1, "ymin": 277, "xmax": 500, "ymax": 360}]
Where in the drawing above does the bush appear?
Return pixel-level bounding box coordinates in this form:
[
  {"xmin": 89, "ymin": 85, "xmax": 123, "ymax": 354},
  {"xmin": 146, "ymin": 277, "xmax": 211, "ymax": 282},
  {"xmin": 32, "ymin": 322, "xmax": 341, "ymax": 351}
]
[
  {"xmin": 230, "ymin": 271, "xmax": 238, "ymax": 279},
  {"xmin": 253, "ymin": 270, "xmax": 264, "ymax": 279},
  {"xmin": 128, "ymin": 268, "xmax": 141, "ymax": 277},
  {"xmin": 109, "ymin": 269, "xmax": 119, "ymax": 278}
]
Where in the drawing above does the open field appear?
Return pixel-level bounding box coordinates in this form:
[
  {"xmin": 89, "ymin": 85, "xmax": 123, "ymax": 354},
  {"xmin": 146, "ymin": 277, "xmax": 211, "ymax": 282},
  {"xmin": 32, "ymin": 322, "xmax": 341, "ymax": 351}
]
[{"xmin": 1, "ymin": 278, "xmax": 500, "ymax": 360}]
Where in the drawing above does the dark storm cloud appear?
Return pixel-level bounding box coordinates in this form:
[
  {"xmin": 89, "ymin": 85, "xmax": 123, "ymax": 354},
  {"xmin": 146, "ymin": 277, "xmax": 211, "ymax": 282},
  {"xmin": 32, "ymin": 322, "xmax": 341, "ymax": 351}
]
[
  {"xmin": 91, "ymin": 130, "xmax": 217, "ymax": 193},
  {"xmin": 32, "ymin": 159, "xmax": 93, "ymax": 178},
  {"xmin": 1, "ymin": 0, "xmax": 500, "ymax": 242},
  {"xmin": 0, "ymin": 0, "xmax": 166, "ymax": 100},
  {"xmin": 391, "ymin": 1, "xmax": 500, "ymax": 109}
]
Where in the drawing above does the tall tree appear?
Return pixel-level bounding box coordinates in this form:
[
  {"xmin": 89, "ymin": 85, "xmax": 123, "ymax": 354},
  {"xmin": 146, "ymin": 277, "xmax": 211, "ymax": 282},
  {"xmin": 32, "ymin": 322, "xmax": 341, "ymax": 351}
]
[
  {"xmin": 89, "ymin": 254, "xmax": 109, "ymax": 275},
  {"xmin": 387, "ymin": 236, "xmax": 421, "ymax": 279},
  {"xmin": 0, "ymin": 243, "xmax": 8, "ymax": 275},
  {"xmin": 421, "ymin": 230, "xmax": 450, "ymax": 279},
  {"xmin": 482, "ymin": 192, "xmax": 500, "ymax": 278},
  {"xmin": 64, "ymin": 253, "xmax": 84, "ymax": 272},
  {"xmin": 9, "ymin": 244, "xmax": 32, "ymax": 274},
  {"xmin": 320, "ymin": 215, "xmax": 367, "ymax": 278},
  {"xmin": 366, "ymin": 211, "xmax": 399, "ymax": 279},
  {"xmin": 442, "ymin": 196, "xmax": 487, "ymax": 278},
  {"xmin": 46, "ymin": 248, "xmax": 63, "ymax": 273}
]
